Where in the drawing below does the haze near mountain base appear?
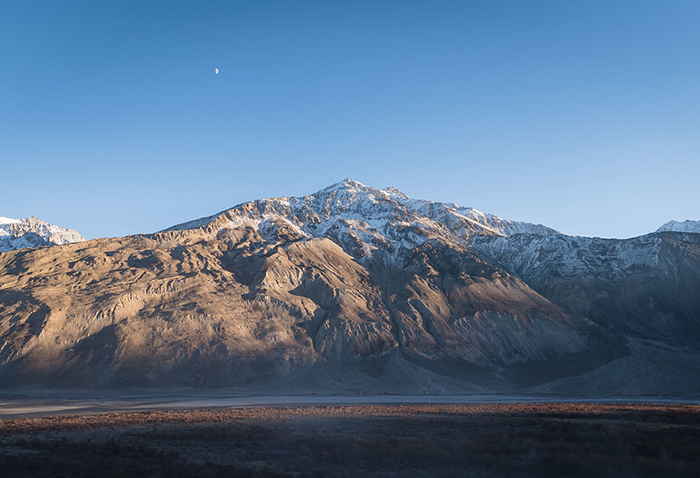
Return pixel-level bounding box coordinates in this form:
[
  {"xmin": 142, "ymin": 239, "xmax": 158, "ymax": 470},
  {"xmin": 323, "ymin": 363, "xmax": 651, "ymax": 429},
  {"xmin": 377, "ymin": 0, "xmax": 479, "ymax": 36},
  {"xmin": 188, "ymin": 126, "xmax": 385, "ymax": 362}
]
[{"xmin": 0, "ymin": 179, "xmax": 698, "ymax": 395}]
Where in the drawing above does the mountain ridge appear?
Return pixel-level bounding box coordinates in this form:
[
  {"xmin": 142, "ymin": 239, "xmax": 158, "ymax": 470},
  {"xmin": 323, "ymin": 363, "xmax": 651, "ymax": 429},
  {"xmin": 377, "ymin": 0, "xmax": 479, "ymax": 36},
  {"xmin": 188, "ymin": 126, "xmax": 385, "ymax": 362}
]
[
  {"xmin": 0, "ymin": 180, "xmax": 698, "ymax": 395},
  {"xmin": 165, "ymin": 178, "xmax": 560, "ymax": 258},
  {"xmin": 0, "ymin": 216, "xmax": 84, "ymax": 253},
  {"xmin": 657, "ymin": 219, "xmax": 700, "ymax": 234}
]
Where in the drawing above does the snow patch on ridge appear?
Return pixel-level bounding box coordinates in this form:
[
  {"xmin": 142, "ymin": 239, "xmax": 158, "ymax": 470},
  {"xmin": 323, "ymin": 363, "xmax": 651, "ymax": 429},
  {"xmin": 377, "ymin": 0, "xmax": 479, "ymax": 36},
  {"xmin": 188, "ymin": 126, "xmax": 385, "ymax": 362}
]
[
  {"xmin": 165, "ymin": 178, "xmax": 564, "ymax": 263},
  {"xmin": 473, "ymin": 233, "xmax": 664, "ymax": 286},
  {"xmin": 0, "ymin": 216, "xmax": 85, "ymax": 253},
  {"xmin": 0, "ymin": 216, "xmax": 21, "ymax": 225},
  {"xmin": 657, "ymin": 219, "xmax": 700, "ymax": 234}
]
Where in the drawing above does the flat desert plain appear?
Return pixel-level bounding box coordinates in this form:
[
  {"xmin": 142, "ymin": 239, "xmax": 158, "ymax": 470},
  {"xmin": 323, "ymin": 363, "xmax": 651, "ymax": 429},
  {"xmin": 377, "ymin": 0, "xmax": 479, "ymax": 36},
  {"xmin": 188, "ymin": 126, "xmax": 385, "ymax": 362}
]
[{"xmin": 1, "ymin": 401, "xmax": 700, "ymax": 477}]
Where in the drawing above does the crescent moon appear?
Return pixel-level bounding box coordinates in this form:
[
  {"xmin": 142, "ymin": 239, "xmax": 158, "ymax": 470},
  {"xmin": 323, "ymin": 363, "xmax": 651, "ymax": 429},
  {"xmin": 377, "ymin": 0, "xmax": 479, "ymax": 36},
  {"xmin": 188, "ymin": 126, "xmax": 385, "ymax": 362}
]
[{"xmin": 215, "ymin": 68, "xmax": 219, "ymax": 75}]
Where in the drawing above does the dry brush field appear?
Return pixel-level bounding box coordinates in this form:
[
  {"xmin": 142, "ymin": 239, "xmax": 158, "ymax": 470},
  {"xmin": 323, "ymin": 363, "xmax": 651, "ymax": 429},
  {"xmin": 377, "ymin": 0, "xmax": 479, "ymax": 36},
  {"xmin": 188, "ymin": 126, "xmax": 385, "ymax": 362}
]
[{"xmin": 1, "ymin": 402, "xmax": 699, "ymax": 477}]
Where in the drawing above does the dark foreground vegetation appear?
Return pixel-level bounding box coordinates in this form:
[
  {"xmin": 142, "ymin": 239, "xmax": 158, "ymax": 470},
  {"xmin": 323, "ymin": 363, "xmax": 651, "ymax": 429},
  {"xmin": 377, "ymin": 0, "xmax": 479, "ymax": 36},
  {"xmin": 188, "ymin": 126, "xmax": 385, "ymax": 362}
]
[{"xmin": 1, "ymin": 403, "xmax": 699, "ymax": 477}]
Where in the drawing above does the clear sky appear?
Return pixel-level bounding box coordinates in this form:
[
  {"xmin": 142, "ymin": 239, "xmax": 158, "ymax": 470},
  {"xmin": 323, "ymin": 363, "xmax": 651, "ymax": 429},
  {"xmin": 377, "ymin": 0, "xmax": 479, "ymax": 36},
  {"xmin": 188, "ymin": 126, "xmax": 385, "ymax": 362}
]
[{"xmin": 2, "ymin": 1, "xmax": 699, "ymax": 239}]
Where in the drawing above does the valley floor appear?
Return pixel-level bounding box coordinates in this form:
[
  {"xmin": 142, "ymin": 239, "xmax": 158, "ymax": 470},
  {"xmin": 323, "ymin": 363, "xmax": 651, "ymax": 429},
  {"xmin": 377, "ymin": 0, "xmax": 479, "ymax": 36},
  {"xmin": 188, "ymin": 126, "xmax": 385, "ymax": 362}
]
[
  {"xmin": 1, "ymin": 392, "xmax": 698, "ymax": 419},
  {"xmin": 1, "ymin": 402, "xmax": 699, "ymax": 477}
]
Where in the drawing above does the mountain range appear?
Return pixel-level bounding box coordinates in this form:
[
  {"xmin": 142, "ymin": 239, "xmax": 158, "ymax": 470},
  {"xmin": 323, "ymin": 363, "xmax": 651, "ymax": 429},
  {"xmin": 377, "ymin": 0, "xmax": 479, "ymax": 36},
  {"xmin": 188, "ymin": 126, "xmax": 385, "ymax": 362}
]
[
  {"xmin": 0, "ymin": 179, "xmax": 698, "ymax": 395},
  {"xmin": 0, "ymin": 216, "xmax": 84, "ymax": 253}
]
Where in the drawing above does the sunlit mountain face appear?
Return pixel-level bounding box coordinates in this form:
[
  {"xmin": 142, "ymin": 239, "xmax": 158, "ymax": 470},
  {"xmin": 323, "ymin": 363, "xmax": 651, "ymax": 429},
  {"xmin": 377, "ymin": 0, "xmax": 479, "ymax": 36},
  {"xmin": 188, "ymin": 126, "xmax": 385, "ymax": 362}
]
[{"xmin": 0, "ymin": 180, "xmax": 698, "ymax": 396}]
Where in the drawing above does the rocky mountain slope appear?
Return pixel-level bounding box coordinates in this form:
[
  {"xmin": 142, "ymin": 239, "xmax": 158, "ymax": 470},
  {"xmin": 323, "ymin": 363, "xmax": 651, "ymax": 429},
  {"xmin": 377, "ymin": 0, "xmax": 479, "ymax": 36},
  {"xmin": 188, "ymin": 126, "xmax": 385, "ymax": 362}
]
[
  {"xmin": 0, "ymin": 180, "xmax": 698, "ymax": 395},
  {"xmin": 471, "ymin": 230, "xmax": 700, "ymax": 396},
  {"xmin": 472, "ymin": 232, "xmax": 700, "ymax": 346},
  {"xmin": 0, "ymin": 216, "xmax": 84, "ymax": 253}
]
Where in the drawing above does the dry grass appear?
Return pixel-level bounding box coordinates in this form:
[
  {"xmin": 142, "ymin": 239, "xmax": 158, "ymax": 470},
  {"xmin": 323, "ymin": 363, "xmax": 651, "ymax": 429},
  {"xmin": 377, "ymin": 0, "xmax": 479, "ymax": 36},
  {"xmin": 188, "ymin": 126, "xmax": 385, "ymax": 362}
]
[{"xmin": 1, "ymin": 402, "xmax": 699, "ymax": 477}]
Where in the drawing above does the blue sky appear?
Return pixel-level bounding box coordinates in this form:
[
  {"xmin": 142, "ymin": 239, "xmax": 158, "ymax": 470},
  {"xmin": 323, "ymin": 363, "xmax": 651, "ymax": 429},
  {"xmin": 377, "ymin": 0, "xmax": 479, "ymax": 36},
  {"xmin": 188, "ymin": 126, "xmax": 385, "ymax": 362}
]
[{"xmin": 2, "ymin": 1, "xmax": 699, "ymax": 239}]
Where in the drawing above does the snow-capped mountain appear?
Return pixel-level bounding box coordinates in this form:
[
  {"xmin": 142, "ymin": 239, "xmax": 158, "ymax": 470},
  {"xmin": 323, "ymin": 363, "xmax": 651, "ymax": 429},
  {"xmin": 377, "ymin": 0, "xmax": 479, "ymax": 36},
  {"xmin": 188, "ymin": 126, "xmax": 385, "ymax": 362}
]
[
  {"xmin": 657, "ymin": 219, "xmax": 700, "ymax": 234},
  {"xmin": 167, "ymin": 178, "xmax": 559, "ymax": 261},
  {"xmin": 472, "ymin": 230, "xmax": 700, "ymax": 348},
  {"xmin": 0, "ymin": 216, "xmax": 84, "ymax": 253},
  {"xmin": 0, "ymin": 179, "xmax": 698, "ymax": 395}
]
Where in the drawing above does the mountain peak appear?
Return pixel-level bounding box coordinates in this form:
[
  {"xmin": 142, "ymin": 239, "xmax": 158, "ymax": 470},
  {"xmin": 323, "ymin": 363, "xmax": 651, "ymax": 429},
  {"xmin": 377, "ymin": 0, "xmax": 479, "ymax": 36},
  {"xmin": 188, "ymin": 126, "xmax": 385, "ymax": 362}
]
[
  {"xmin": 0, "ymin": 216, "xmax": 85, "ymax": 253},
  {"xmin": 313, "ymin": 179, "xmax": 414, "ymax": 205},
  {"xmin": 166, "ymin": 180, "xmax": 560, "ymax": 263},
  {"xmin": 317, "ymin": 178, "xmax": 370, "ymax": 194},
  {"xmin": 657, "ymin": 219, "xmax": 700, "ymax": 234}
]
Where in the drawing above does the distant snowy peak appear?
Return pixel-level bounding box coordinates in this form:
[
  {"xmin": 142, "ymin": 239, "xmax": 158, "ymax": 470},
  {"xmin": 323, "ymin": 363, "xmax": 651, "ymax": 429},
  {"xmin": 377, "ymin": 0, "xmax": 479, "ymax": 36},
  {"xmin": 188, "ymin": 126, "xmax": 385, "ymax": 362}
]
[
  {"xmin": 0, "ymin": 216, "xmax": 21, "ymax": 225},
  {"xmin": 166, "ymin": 179, "xmax": 560, "ymax": 261},
  {"xmin": 0, "ymin": 216, "xmax": 85, "ymax": 253},
  {"xmin": 656, "ymin": 219, "xmax": 700, "ymax": 234}
]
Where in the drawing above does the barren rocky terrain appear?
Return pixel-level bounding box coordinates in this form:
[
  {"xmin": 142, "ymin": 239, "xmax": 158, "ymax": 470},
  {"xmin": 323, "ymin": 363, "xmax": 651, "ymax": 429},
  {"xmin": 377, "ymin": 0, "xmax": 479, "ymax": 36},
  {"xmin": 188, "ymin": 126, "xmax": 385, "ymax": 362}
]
[{"xmin": 0, "ymin": 179, "xmax": 698, "ymax": 394}]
